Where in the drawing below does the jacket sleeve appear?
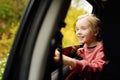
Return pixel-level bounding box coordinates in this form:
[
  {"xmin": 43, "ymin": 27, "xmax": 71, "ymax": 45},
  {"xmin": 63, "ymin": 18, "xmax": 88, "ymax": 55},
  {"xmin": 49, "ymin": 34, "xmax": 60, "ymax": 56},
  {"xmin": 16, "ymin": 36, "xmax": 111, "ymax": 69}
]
[{"xmin": 74, "ymin": 48, "xmax": 106, "ymax": 73}]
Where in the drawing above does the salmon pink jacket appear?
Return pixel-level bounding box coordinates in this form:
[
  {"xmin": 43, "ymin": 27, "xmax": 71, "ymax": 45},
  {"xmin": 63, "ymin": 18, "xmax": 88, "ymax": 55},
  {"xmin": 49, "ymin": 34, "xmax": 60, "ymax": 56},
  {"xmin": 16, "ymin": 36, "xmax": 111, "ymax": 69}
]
[{"xmin": 65, "ymin": 41, "xmax": 106, "ymax": 80}]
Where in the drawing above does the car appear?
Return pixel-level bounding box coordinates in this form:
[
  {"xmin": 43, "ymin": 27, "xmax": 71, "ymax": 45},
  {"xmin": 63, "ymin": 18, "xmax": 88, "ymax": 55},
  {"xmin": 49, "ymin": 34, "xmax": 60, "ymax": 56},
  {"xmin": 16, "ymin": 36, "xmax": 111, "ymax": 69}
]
[{"xmin": 2, "ymin": 0, "xmax": 120, "ymax": 80}]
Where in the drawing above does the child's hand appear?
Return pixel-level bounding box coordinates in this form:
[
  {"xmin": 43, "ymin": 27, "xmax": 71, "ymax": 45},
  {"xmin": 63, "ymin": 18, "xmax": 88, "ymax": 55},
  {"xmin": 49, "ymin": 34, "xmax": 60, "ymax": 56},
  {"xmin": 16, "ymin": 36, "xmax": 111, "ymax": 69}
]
[
  {"xmin": 77, "ymin": 48, "xmax": 84, "ymax": 57},
  {"xmin": 54, "ymin": 49, "xmax": 76, "ymax": 68},
  {"xmin": 54, "ymin": 49, "xmax": 60, "ymax": 62}
]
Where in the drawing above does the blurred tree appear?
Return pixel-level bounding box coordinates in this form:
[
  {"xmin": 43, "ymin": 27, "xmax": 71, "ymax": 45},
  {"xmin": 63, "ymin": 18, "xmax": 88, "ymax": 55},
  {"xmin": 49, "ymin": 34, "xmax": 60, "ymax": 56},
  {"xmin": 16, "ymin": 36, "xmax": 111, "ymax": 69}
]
[
  {"xmin": 0, "ymin": 0, "xmax": 28, "ymax": 29},
  {"xmin": 0, "ymin": 1, "xmax": 28, "ymax": 79},
  {"xmin": 0, "ymin": 0, "xmax": 28, "ymax": 52}
]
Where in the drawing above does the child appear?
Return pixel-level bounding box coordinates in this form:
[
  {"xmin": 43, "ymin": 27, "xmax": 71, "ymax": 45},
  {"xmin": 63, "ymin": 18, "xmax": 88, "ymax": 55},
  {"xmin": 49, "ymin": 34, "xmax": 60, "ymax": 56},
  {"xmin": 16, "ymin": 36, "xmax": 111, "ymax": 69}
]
[{"xmin": 54, "ymin": 14, "xmax": 106, "ymax": 80}]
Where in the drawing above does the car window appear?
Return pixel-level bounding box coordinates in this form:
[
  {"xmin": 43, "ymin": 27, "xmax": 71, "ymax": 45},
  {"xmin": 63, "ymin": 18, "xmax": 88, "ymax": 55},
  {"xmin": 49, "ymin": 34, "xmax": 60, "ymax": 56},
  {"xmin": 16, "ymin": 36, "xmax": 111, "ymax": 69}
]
[
  {"xmin": 61, "ymin": 0, "xmax": 93, "ymax": 48},
  {"xmin": 0, "ymin": 0, "xmax": 28, "ymax": 80}
]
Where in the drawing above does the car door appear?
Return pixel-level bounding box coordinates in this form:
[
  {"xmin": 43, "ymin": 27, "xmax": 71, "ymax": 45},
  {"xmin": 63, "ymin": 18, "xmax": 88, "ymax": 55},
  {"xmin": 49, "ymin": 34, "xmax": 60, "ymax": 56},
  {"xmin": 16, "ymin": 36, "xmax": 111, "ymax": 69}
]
[{"xmin": 2, "ymin": 0, "xmax": 71, "ymax": 80}]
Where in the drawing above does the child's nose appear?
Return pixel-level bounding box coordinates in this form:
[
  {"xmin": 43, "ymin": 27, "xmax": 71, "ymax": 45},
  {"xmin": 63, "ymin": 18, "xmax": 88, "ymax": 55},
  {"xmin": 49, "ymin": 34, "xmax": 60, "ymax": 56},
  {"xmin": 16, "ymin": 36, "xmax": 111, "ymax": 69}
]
[{"xmin": 76, "ymin": 30, "xmax": 82, "ymax": 35}]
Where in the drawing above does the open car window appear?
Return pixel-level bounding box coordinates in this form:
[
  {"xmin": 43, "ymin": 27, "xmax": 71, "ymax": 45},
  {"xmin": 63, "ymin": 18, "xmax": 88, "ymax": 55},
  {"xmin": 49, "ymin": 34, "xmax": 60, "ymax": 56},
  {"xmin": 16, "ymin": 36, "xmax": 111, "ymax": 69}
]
[{"xmin": 61, "ymin": 0, "xmax": 93, "ymax": 48}]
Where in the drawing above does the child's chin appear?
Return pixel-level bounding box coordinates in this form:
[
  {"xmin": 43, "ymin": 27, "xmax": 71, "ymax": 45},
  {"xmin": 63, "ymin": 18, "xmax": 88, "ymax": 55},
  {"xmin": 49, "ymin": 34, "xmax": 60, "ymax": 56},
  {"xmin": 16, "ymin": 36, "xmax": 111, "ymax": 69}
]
[{"xmin": 79, "ymin": 41, "xmax": 84, "ymax": 44}]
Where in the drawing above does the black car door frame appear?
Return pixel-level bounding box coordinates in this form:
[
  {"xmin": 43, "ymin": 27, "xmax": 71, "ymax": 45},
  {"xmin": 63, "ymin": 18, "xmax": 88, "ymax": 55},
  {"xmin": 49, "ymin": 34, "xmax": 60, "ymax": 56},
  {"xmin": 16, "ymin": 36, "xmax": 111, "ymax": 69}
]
[{"xmin": 3, "ymin": 0, "xmax": 71, "ymax": 80}]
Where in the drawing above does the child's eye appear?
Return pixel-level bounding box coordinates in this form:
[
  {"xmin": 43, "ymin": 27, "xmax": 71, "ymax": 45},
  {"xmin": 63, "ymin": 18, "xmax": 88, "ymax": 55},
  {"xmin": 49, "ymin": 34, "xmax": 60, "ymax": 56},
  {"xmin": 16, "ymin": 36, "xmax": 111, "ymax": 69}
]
[
  {"xmin": 81, "ymin": 27, "xmax": 87, "ymax": 30},
  {"xmin": 81, "ymin": 26, "xmax": 88, "ymax": 30},
  {"xmin": 76, "ymin": 28, "xmax": 79, "ymax": 31},
  {"xmin": 76, "ymin": 26, "xmax": 88, "ymax": 32}
]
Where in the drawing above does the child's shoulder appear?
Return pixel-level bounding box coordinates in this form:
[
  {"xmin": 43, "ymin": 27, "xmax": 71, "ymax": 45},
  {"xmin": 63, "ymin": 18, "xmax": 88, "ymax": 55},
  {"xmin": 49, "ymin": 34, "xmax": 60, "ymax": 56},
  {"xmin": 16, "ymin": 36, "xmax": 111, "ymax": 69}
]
[{"xmin": 96, "ymin": 40, "xmax": 104, "ymax": 49}]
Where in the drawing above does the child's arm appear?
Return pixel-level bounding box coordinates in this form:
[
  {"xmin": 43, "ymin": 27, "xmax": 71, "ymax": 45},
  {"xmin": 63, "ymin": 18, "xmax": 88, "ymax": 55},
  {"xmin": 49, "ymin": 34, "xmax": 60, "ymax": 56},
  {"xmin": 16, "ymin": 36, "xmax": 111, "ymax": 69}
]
[
  {"xmin": 74, "ymin": 48, "xmax": 106, "ymax": 73},
  {"xmin": 54, "ymin": 50, "xmax": 76, "ymax": 68},
  {"xmin": 54, "ymin": 45, "xmax": 83, "ymax": 69}
]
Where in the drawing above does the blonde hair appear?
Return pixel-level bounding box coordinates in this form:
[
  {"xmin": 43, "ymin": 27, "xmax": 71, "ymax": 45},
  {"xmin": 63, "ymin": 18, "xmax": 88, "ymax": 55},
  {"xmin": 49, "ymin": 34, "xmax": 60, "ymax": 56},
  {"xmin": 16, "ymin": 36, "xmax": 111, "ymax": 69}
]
[{"xmin": 75, "ymin": 14, "xmax": 102, "ymax": 41}]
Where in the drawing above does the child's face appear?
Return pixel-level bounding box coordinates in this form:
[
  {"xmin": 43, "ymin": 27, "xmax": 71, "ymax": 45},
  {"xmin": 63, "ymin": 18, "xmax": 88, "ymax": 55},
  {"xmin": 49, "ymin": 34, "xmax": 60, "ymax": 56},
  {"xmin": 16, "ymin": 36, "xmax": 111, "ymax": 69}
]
[{"xmin": 76, "ymin": 18, "xmax": 96, "ymax": 45}]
